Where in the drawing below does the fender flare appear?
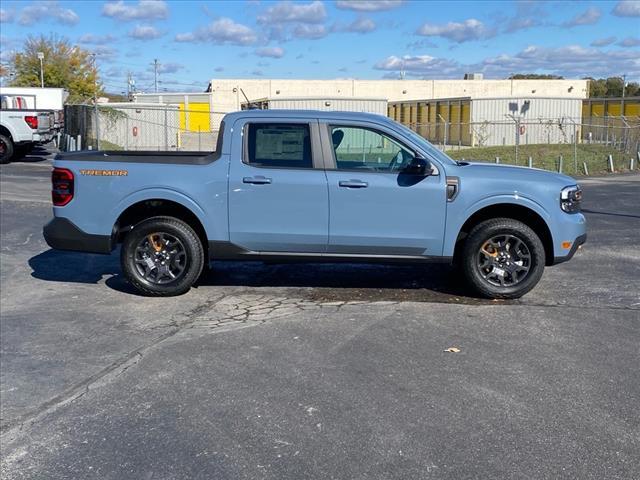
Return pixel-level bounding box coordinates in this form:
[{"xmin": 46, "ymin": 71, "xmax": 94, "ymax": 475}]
[
  {"xmin": 444, "ymin": 194, "xmax": 553, "ymax": 257},
  {"xmin": 109, "ymin": 188, "xmax": 215, "ymax": 239}
]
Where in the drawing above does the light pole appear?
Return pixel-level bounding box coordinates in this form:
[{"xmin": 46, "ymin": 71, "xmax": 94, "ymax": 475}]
[{"xmin": 37, "ymin": 52, "xmax": 44, "ymax": 88}]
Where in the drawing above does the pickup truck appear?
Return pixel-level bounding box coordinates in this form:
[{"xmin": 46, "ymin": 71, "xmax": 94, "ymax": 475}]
[
  {"xmin": 1, "ymin": 99, "xmax": 54, "ymax": 163},
  {"xmin": 43, "ymin": 110, "xmax": 586, "ymax": 298}
]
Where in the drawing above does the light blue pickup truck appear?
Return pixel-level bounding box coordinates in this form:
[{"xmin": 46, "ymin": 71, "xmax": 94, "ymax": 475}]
[{"xmin": 44, "ymin": 110, "xmax": 586, "ymax": 298}]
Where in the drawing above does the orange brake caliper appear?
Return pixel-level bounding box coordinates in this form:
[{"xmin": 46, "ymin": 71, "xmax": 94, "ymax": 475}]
[{"xmin": 148, "ymin": 234, "xmax": 163, "ymax": 252}]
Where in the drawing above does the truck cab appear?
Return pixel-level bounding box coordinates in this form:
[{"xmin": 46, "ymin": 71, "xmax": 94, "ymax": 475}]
[{"xmin": 43, "ymin": 110, "xmax": 586, "ymax": 298}]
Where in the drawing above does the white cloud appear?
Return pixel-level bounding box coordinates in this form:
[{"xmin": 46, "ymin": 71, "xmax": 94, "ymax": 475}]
[
  {"xmin": 618, "ymin": 37, "xmax": 640, "ymax": 47},
  {"xmin": 346, "ymin": 17, "xmax": 376, "ymax": 33},
  {"xmin": 293, "ymin": 24, "xmax": 327, "ymax": 39},
  {"xmin": 129, "ymin": 25, "xmax": 163, "ymax": 40},
  {"xmin": 563, "ymin": 7, "xmax": 601, "ymax": 27},
  {"xmin": 375, "ymin": 44, "xmax": 640, "ymax": 79},
  {"xmin": 335, "ymin": 0, "xmax": 403, "ymax": 12},
  {"xmin": 374, "ymin": 54, "xmax": 462, "ymax": 77},
  {"xmin": 78, "ymin": 33, "xmax": 116, "ymax": 45},
  {"xmin": 590, "ymin": 36, "xmax": 617, "ymax": 47},
  {"xmin": 255, "ymin": 47, "xmax": 285, "ymax": 58},
  {"xmin": 102, "ymin": 0, "xmax": 168, "ymax": 22},
  {"xmin": 18, "ymin": 1, "xmax": 79, "ymax": 26},
  {"xmin": 416, "ymin": 19, "xmax": 495, "ymax": 43},
  {"xmin": 156, "ymin": 62, "xmax": 183, "ymax": 74},
  {"xmin": 0, "ymin": 8, "xmax": 13, "ymax": 23},
  {"xmin": 504, "ymin": 17, "xmax": 541, "ymax": 33},
  {"xmin": 175, "ymin": 18, "xmax": 257, "ymax": 45},
  {"xmin": 258, "ymin": 1, "xmax": 326, "ymax": 24},
  {"xmin": 480, "ymin": 45, "xmax": 640, "ymax": 78},
  {"xmin": 612, "ymin": 0, "xmax": 640, "ymax": 17}
]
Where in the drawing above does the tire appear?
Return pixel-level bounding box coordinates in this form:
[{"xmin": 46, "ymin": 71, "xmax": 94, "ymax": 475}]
[
  {"xmin": 0, "ymin": 134, "xmax": 14, "ymax": 164},
  {"xmin": 121, "ymin": 216, "xmax": 204, "ymax": 297},
  {"xmin": 461, "ymin": 218, "xmax": 545, "ymax": 299}
]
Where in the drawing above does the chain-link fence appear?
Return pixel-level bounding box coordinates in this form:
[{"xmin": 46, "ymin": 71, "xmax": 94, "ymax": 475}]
[
  {"xmin": 62, "ymin": 104, "xmax": 639, "ymax": 175},
  {"xmin": 63, "ymin": 103, "xmax": 223, "ymax": 153},
  {"xmin": 404, "ymin": 116, "xmax": 639, "ymax": 175}
]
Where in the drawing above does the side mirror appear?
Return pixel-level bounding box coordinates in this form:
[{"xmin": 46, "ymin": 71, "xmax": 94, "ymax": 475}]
[{"xmin": 403, "ymin": 156, "xmax": 431, "ymax": 176}]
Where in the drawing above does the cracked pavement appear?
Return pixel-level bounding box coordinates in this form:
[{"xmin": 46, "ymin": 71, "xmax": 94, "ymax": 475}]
[{"xmin": 1, "ymin": 151, "xmax": 639, "ymax": 479}]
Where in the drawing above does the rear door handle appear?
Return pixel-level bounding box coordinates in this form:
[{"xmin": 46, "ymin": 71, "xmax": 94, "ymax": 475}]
[
  {"xmin": 339, "ymin": 180, "xmax": 368, "ymax": 188},
  {"xmin": 243, "ymin": 176, "xmax": 272, "ymax": 185}
]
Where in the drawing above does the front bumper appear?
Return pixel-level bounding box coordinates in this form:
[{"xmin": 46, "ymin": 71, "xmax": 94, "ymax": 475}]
[
  {"xmin": 552, "ymin": 233, "xmax": 587, "ymax": 265},
  {"xmin": 43, "ymin": 217, "xmax": 112, "ymax": 254}
]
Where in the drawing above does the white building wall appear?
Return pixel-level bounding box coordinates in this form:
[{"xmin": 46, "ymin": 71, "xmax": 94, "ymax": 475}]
[
  {"xmin": 265, "ymin": 97, "xmax": 388, "ymax": 115},
  {"xmin": 470, "ymin": 97, "xmax": 582, "ymax": 146},
  {"xmin": 208, "ymin": 78, "xmax": 588, "ymax": 114}
]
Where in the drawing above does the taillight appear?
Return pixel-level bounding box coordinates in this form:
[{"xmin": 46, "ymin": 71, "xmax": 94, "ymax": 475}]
[
  {"xmin": 24, "ymin": 116, "xmax": 38, "ymax": 129},
  {"xmin": 52, "ymin": 168, "xmax": 74, "ymax": 206}
]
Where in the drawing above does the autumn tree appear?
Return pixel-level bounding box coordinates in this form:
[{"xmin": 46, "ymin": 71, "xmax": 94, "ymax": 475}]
[{"xmin": 10, "ymin": 35, "xmax": 102, "ymax": 103}]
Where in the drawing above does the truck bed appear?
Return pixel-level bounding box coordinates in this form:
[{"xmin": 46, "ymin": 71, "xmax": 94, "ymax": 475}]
[{"xmin": 56, "ymin": 149, "xmax": 220, "ymax": 165}]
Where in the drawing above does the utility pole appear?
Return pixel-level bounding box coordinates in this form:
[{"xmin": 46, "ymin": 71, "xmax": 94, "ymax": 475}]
[
  {"xmin": 153, "ymin": 59, "xmax": 160, "ymax": 93},
  {"xmin": 37, "ymin": 52, "xmax": 44, "ymax": 88}
]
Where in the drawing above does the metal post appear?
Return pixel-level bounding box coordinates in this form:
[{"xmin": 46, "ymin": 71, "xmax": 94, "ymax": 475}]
[
  {"xmin": 558, "ymin": 154, "xmax": 563, "ymax": 173},
  {"xmin": 91, "ymin": 53, "xmax": 100, "ymax": 150},
  {"xmin": 630, "ymin": 157, "xmax": 635, "ymax": 170},
  {"xmin": 583, "ymin": 162, "xmax": 589, "ymax": 176},
  {"xmin": 125, "ymin": 114, "xmax": 129, "ymax": 150},
  {"xmin": 495, "ymin": 156, "xmax": 500, "ymax": 164},
  {"xmin": 573, "ymin": 121, "xmax": 577, "ymax": 174},
  {"xmin": 608, "ymin": 154, "xmax": 614, "ymax": 172},
  {"xmin": 514, "ymin": 119, "xmax": 519, "ymax": 165},
  {"xmin": 164, "ymin": 107, "xmax": 168, "ymax": 150},
  {"xmin": 77, "ymin": 135, "xmax": 82, "ymax": 151},
  {"xmin": 528, "ymin": 156, "xmax": 533, "ymax": 168},
  {"xmin": 37, "ymin": 52, "xmax": 44, "ymax": 88}
]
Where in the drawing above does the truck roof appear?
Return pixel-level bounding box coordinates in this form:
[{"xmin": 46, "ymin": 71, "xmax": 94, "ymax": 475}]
[{"xmin": 223, "ymin": 109, "xmax": 391, "ymax": 123}]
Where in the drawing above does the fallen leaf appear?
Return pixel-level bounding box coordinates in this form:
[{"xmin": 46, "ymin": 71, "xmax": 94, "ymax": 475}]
[{"xmin": 444, "ymin": 347, "xmax": 461, "ymax": 353}]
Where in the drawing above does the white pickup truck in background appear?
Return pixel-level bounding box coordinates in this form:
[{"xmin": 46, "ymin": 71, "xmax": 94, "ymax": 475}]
[
  {"xmin": 0, "ymin": 87, "xmax": 67, "ymax": 133},
  {"xmin": 1, "ymin": 95, "xmax": 54, "ymax": 164}
]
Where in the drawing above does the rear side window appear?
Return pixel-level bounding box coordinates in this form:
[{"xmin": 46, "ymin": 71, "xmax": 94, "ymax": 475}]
[{"xmin": 246, "ymin": 123, "xmax": 312, "ymax": 169}]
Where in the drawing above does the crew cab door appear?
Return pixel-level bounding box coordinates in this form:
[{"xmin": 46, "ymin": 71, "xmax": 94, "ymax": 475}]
[
  {"xmin": 321, "ymin": 121, "xmax": 447, "ymax": 257},
  {"xmin": 228, "ymin": 118, "xmax": 328, "ymax": 252}
]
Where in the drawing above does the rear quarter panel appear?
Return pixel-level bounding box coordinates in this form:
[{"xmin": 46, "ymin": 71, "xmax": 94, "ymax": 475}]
[{"xmin": 52, "ymin": 155, "xmax": 230, "ymax": 241}]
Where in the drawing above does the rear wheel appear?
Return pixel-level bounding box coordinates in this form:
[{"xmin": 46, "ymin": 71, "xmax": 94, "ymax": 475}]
[
  {"xmin": 121, "ymin": 216, "xmax": 204, "ymax": 296},
  {"xmin": 461, "ymin": 218, "xmax": 545, "ymax": 299},
  {"xmin": 0, "ymin": 134, "xmax": 14, "ymax": 164}
]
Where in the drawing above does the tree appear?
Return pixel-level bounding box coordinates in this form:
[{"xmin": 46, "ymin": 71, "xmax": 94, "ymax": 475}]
[
  {"xmin": 586, "ymin": 76, "xmax": 639, "ymax": 98},
  {"xmin": 10, "ymin": 35, "xmax": 102, "ymax": 103},
  {"xmin": 509, "ymin": 74, "xmax": 565, "ymax": 80}
]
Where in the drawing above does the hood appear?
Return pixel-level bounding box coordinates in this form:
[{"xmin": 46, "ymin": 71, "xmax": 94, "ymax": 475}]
[{"xmin": 456, "ymin": 161, "xmax": 578, "ymax": 188}]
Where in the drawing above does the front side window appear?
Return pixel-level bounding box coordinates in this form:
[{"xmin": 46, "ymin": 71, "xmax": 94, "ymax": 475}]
[
  {"xmin": 330, "ymin": 126, "xmax": 414, "ymax": 172},
  {"xmin": 246, "ymin": 123, "xmax": 312, "ymax": 169}
]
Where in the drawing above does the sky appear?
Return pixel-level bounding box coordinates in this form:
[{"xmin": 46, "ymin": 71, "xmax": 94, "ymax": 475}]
[{"xmin": 0, "ymin": 0, "xmax": 639, "ymax": 94}]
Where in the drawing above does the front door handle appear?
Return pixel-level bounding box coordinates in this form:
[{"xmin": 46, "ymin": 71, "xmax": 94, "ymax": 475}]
[
  {"xmin": 243, "ymin": 176, "xmax": 272, "ymax": 185},
  {"xmin": 339, "ymin": 180, "xmax": 368, "ymax": 188}
]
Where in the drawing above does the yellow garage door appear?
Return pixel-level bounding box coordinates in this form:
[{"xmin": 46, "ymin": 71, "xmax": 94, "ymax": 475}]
[{"xmin": 179, "ymin": 102, "xmax": 211, "ymax": 132}]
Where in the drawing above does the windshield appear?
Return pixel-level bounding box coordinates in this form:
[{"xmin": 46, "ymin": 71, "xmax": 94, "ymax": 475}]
[{"xmin": 384, "ymin": 117, "xmax": 457, "ymax": 165}]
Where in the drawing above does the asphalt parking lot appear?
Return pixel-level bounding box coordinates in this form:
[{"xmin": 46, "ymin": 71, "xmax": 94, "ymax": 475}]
[{"xmin": 1, "ymin": 146, "xmax": 639, "ymax": 479}]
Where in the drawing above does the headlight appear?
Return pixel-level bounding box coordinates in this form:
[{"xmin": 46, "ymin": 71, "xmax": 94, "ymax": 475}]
[{"xmin": 560, "ymin": 185, "xmax": 582, "ymax": 213}]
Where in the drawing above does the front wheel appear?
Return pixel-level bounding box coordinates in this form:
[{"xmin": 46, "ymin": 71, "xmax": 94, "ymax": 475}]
[
  {"xmin": 461, "ymin": 218, "xmax": 545, "ymax": 299},
  {"xmin": 121, "ymin": 216, "xmax": 204, "ymax": 296}
]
